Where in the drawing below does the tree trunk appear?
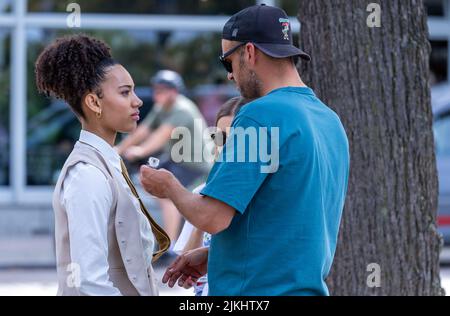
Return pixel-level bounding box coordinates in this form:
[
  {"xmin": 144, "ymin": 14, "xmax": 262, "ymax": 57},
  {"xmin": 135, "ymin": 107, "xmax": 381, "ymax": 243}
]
[{"xmin": 297, "ymin": 0, "xmax": 443, "ymax": 295}]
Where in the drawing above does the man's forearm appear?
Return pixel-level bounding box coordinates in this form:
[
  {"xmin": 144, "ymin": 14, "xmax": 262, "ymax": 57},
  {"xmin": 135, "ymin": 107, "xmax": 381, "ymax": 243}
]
[{"xmin": 167, "ymin": 180, "xmax": 234, "ymax": 235}]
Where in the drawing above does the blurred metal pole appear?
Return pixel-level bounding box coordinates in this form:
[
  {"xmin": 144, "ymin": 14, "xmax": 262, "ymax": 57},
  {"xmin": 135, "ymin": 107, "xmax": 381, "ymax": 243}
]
[
  {"xmin": 447, "ymin": 0, "xmax": 450, "ymax": 83},
  {"xmin": 23, "ymin": 14, "xmax": 232, "ymax": 31},
  {"xmin": 446, "ymin": 0, "xmax": 450, "ymax": 18},
  {"xmin": 256, "ymin": 0, "xmax": 277, "ymax": 7},
  {"xmin": 428, "ymin": 17, "xmax": 450, "ymax": 39},
  {"xmin": 0, "ymin": 31, "xmax": 5, "ymax": 68},
  {"xmin": 0, "ymin": 13, "xmax": 301, "ymax": 33},
  {"xmin": 10, "ymin": 0, "xmax": 26, "ymax": 202}
]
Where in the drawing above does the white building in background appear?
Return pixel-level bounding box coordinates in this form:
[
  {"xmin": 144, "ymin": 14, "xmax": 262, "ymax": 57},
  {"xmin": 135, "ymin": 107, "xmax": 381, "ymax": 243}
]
[{"xmin": 0, "ymin": 0, "xmax": 449, "ymax": 255}]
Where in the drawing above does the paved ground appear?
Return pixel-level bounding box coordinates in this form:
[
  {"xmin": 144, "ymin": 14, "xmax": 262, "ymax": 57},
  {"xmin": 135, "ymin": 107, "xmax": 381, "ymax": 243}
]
[
  {"xmin": 0, "ymin": 267, "xmax": 449, "ymax": 296},
  {"xmin": 0, "ymin": 267, "xmax": 194, "ymax": 296},
  {"xmin": 1, "ymin": 236, "xmax": 450, "ymax": 296},
  {"xmin": 0, "ymin": 234, "xmax": 195, "ymax": 296},
  {"xmin": 441, "ymin": 267, "xmax": 450, "ymax": 295},
  {"xmin": 0, "ymin": 236, "xmax": 55, "ymax": 268}
]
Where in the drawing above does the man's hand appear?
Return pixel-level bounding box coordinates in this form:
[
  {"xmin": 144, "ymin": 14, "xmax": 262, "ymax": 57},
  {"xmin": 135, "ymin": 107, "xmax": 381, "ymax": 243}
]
[
  {"xmin": 141, "ymin": 165, "xmax": 235, "ymax": 235},
  {"xmin": 140, "ymin": 165, "xmax": 181, "ymax": 199},
  {"xmin": 162, "ymin": 247, "xmax": 209, "ymax": 288}
]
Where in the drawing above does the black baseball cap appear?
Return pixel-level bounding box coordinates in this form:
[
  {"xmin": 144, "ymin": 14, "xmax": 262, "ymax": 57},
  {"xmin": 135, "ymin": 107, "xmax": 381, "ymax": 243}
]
[{"xmin": 222, "ymin": 4, "xmax": 311, "ymax": 61}]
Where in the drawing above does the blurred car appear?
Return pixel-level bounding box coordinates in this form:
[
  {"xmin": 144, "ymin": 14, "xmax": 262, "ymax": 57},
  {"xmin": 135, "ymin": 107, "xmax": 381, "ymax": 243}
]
[{"xmin": 432, "ymin": 83, "xmax": 450, "ymax": 244}]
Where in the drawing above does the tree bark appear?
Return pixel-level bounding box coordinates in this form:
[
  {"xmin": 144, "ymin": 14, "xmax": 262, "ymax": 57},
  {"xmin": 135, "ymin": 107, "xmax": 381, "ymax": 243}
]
[{"xmin": 297, "ymin": 0, "xmax": 443, "ymax": 295}]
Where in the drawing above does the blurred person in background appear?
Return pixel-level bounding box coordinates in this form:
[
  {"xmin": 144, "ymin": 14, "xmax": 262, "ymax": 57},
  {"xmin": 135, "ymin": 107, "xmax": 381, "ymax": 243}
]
[{"xmin": 116, "ymin": 70, "xmax": 212, "ymax": 246}]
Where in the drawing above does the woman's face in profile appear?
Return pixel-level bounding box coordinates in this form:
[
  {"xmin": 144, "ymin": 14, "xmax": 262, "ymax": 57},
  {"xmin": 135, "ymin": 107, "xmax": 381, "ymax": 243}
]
[{"xmin": 97, "ymin": 64, "xmax": 143, "ymax": 134}]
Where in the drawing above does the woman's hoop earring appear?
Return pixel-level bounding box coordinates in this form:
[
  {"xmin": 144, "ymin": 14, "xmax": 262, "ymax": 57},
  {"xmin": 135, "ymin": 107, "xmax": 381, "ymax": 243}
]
[{"xmin": 96, "ymin": 110, "xmax": 102, "ymax": 119}]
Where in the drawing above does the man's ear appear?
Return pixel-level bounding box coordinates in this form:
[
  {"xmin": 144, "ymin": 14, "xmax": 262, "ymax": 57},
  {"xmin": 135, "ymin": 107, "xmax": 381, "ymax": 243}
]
[
  {"xmin": 245, "ymin": 43, "xmax": 257, "ymax": 67},
  {"xmin": 84, "ymin": 92, "xmax": 102, "ymax": 116}
]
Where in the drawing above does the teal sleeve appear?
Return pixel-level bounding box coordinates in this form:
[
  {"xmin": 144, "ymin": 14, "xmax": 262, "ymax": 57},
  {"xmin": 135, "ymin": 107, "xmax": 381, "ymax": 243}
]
[{"xmin": 200, "ymin": 115, "xmax": 273, "ymax": 214}]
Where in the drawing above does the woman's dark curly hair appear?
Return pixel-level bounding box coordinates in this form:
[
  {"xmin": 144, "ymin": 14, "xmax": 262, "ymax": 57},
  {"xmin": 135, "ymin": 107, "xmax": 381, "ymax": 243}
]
[{"xmin": 35, "ymin": 34, "xmax": 118, "ymax": 119}]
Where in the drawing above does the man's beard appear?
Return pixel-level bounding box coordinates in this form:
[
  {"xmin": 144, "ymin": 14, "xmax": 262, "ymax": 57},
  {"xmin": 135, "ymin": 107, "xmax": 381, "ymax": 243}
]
[{"xmin": 237, "ymin": 58, "xmax": 263, "ymax": 99}]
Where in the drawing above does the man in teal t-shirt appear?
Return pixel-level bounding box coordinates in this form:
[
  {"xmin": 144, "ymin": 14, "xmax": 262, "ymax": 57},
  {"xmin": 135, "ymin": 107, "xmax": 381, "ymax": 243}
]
[
  {"xmin": 200, "ymin": 86, "xmax": 349, "ymax": 295},
  {"xmin": 140, "ymin": 4, "xmax": 350, "ymax": 296}
]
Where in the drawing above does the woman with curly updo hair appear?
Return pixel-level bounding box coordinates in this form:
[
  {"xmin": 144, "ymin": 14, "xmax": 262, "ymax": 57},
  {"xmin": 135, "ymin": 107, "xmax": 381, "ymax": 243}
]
[{"xmin": 36, "ymin": 34, "xmax": 170, "ymax": 296}]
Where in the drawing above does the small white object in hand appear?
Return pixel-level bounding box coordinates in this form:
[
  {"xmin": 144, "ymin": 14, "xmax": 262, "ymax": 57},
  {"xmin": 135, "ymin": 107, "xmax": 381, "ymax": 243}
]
[{"xmin": 147, "ymin": 157, "xmax": 160, "ymax": 168}]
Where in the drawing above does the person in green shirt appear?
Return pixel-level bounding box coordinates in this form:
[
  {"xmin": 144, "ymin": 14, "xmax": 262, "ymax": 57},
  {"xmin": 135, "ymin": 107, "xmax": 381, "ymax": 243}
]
[{"xmin": 116, "ymin": 70, "xmax": 212, "ymax": 244}]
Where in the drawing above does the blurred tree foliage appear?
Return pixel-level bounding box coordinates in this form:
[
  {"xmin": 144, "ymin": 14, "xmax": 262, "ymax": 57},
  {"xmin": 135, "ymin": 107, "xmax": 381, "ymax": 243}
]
[
  {"xmin": 277, "ymin": 0, "xmax": 299, "ymax": 15},
  {"xmin": 28, "ymin": 0, "xmax": 254, "ymax": 15},
  {"xmin": 27, "ymin": 29, "xmax": 224, "ymax": 120},
  {"xmin": 25, "ymin": 28, "xmax": 226, "ymax": 184}
]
